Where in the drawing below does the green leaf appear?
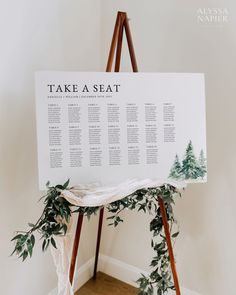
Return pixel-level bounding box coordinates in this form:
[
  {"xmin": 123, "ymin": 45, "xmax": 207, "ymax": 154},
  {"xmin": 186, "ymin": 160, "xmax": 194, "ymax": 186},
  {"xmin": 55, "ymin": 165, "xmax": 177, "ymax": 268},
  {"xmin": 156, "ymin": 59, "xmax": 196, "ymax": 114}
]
[
  {"xmin": 10, "ymin": 247, "xmax": 17, "ymax": 256},
  {"xmin": 11, "ymin": 234, "xmax": 23, "ymax": 241},
  {"xmin": 16, "ymin": 245, "xmax": 23, "ymax": 253},
  {"xmin": 116, "ymin": 216, "xmax": 123, "ymax": 223},
  {"xmin": 27, "ymin": 242, "xmax": 33, "ymax": 257},
  {"xmin": 51, "ymin": 237, "xmax": 57, "ymax": 249},
  {"xmin": 31, "ymin": 235, "xmax": 35, "ymax": 247},
  {"xmin": 172, "ymin": 232, "xmax": 179, "ymax": 238},
  {"xmin": 63, "ymin": 179, "xmax": 70, "ymax": 189},
  {"xmin": 62, "ymin": 224, "xmax": 67, "ymax": 235},
  {"xmin": 107, "ymin": 216, "xmax": 115, "ymax": 220},
  {"xmin": 147, "ymin": 286, "xmax": 154, "ymax": 295},
  {"xmin": 55, "ymin": 185, "xmax": 64, "ymax": 190},
  {"xmin": 28, "ymin": 223, "xmax": 35, "ymax": 227},
  {"xmin": 23, "ymin": 251, "xmax": 28, "ymax": 261},
  {"xmin": 65, "ymin": 214, "xmax": 70, "ymax": 223},
  {"xmin": 42, "ymin": 240, "xmax": 46, "ymax": 251},
  {"xmin": 20, "ymin": 250, "xmax": 28, "ymax": 261},
  {"xmin": 45, "ymin": 239, "xmax": 50, "ymax": 251}
]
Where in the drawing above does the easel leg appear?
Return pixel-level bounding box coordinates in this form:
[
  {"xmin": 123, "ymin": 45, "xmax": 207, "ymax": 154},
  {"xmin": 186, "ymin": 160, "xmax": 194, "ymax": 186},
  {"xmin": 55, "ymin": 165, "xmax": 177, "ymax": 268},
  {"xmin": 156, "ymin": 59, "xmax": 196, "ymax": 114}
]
[
  {"xmin": 158, "ymin": 198, "xmax": 181, "ymax": 295},
  {"xmin": 106, "ymin": 11, "xmax": 138, "ymax": 73},
  {"xmin": 93, "ymin": 207, "xmax": 104, "ymax": 279},
  {"xmin": 124, "ymin": 16, "xmax": 138, "ymax": 72},
  {"xmin": 69, "ymin": 214, "xmax": 84, "ymax": 285},
  {"xmin": 106, "ymin": 12, "xmax": 122, "ymax": 72},
  {"xmin": 114, "ymin": 14, "xmax": 125, "ymax": 72}
]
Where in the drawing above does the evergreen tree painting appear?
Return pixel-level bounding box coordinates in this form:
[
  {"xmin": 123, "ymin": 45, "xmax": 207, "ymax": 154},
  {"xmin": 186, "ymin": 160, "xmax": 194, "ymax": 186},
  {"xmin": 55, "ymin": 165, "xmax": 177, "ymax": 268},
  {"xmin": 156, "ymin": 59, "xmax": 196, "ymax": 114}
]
[
  {"xmin": 169, "ymin": 154, "xmax": 183, "ymax": 179},
  {"xmin": 168, "ymin": 141, "xmax": 207, "ymax": 181},
  {"xmin": 181, "ymin": 140, "xmax": 201, "ymax": 179},
  {"xmin": 198, "ymin": 149, "xmax": 207, "ymax": 178}
]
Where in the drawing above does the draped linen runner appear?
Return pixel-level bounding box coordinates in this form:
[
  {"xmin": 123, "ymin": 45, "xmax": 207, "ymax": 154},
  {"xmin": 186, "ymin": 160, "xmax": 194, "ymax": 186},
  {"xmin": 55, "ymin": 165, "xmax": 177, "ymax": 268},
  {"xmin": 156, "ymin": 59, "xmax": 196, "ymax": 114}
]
[{"xmin": 50, "ymin": 178, "xmax": 186, "ymax": 295}]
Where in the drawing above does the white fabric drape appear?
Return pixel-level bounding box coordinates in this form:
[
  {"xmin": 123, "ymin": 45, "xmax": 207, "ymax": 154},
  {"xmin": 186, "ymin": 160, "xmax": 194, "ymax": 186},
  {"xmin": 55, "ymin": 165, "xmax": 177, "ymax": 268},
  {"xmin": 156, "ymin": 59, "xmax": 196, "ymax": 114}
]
[{"xmin": 50, "ymin": 178, "xmax": 185, "ymax": 295}]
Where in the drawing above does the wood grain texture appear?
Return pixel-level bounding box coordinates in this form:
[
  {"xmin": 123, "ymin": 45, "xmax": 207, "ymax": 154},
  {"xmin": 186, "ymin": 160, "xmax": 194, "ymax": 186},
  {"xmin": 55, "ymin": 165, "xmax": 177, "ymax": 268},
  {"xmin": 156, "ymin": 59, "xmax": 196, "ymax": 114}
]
[
  {"xmin": 69, "ymin": 214, "xmax": 84, "ymax": 284},
  {"xmin": 75, "ymin": 272, "xmax": 137, "ymax": 295}
]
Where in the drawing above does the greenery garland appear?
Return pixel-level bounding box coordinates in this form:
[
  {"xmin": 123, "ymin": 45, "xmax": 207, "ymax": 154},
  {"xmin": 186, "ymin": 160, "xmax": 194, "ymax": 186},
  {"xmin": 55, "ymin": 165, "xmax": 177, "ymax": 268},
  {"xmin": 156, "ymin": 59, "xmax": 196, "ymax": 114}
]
[{"xmin": 11, "ymin": 180, "xmax": 181, "ymax": 295}]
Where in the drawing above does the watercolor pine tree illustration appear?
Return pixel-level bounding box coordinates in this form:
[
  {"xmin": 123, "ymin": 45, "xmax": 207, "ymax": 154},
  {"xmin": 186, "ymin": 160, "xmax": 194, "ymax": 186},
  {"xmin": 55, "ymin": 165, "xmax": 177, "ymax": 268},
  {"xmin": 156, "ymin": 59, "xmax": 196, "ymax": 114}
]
[
  {"xmin": 169, "ymin": 140, "xmax": 207, "ymax": 181},
  {"xmin": 198, "ymin": 149, "xmax": 207, "ymax": 178},
  {"xmin": 169, "ymin": 154, "xmax": 183, "ymax": 179},
  {"xmin": 181, "ymin": 140, "xmax": 201, "ymax": 179}
]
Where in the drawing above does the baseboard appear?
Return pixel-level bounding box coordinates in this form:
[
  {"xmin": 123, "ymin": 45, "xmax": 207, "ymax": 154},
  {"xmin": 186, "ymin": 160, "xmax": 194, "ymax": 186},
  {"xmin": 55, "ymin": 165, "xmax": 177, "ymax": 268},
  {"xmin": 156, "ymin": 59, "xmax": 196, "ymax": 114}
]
[
  {"xmin": 74, "ymin": 257, "xmax": 95, "ymax": 289},
  {"xmin": 98, "ymin": 254, "xmax": 202, "ymax": 295},
  {"xmin": 98, "ymin": 254, "xmax": 146, "ymax": 287},
  {"xmin": 48, "ymin": 254, "xmax": 202, "ymax": 295},
  {"xmin": 48, "ymin": 257, "xmax": 94, "ymax": 295}
]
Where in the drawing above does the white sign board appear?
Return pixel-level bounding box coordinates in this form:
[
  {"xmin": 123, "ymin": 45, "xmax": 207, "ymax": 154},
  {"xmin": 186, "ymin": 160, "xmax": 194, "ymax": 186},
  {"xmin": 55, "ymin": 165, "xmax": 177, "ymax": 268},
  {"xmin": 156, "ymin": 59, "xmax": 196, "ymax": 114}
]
[{"xmin": 35, "ymin": 72, "xmax": 207, "ymax": 190}]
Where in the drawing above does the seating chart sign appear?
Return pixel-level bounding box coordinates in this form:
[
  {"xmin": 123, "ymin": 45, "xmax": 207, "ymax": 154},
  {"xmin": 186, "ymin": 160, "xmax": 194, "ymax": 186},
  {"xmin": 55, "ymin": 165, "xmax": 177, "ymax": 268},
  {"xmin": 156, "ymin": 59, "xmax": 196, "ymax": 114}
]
[{"xmin": 35, "ymin": 72, "xmax": 207, "ymax": 190}]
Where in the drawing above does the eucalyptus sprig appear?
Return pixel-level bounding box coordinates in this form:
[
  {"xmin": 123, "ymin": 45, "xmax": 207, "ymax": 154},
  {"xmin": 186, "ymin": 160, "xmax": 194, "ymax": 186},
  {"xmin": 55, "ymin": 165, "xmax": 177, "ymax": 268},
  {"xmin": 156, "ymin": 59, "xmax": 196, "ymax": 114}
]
[
  {"xmin": 106, "ymin": 185, "xmax": 180, "ymax": 295},
  {"xmin": 11, "ymin": 179, "xmax": 71, "ymax": 260},
  {"xmin": 11, "ymin": 181, "xmax": 181, "ymax": 295}
]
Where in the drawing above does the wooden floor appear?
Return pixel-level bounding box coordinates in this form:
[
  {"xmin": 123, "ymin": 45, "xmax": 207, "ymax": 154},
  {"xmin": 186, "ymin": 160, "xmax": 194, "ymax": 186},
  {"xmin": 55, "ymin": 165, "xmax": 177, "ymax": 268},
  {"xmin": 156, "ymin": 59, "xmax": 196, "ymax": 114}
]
[{"xmin": 75, "ymin": 272, "xmax": 137, "ymax": 295}]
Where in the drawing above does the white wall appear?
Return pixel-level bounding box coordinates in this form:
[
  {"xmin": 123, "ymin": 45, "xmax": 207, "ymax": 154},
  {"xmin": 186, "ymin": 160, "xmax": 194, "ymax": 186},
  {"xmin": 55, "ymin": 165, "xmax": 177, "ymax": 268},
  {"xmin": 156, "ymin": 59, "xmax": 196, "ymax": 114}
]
[
  {"xmin": 0, "ymin": 1, "xmax": 101, "ymax": 294},
  {"xmin": 100, "ymin": 1, "xmax": 236, "ymax": 295},
  {"xmin": 1, "ymin": 1, "xmax": 236, "ymax": 295}
]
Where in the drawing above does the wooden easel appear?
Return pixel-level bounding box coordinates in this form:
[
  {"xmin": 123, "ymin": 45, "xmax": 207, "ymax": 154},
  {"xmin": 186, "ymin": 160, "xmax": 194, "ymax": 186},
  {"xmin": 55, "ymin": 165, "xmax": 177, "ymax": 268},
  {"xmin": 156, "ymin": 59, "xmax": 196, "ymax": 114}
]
[{"xmin": 69, "ymin": 11, "xmax": 181, "ymax": 295}]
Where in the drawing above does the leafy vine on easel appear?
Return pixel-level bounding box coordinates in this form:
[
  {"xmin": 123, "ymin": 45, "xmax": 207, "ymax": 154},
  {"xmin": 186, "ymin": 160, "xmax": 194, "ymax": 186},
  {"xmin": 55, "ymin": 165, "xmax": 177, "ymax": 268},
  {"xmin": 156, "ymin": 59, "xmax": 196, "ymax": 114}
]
[{"xmin": 11, "ymin": 180, "xmax": 180, "ymax": 295}]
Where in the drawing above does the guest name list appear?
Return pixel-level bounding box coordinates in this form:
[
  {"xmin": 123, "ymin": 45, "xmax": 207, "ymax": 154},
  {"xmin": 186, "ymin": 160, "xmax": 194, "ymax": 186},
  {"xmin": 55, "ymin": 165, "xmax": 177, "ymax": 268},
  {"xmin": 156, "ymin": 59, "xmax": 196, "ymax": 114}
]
[{"xmin": 35, "ymin": 72, "xmax": 206, "ymax": 189}]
